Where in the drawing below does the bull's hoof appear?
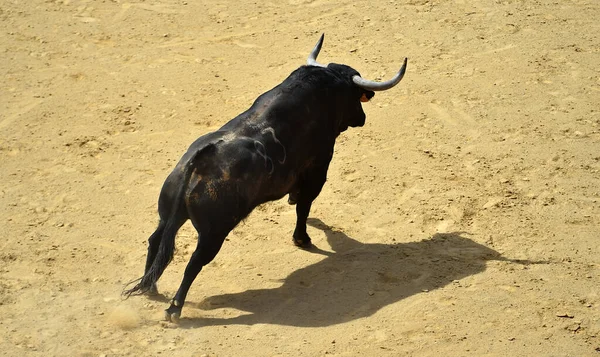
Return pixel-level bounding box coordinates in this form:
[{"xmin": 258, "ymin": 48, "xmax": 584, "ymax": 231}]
[
  {"xmin": 293, "ymin": 234, "xmax": 312, "ymax": 249},
  {"xmin": 165, "ymin": 304, "xmax": 182, "ymax": 323}
]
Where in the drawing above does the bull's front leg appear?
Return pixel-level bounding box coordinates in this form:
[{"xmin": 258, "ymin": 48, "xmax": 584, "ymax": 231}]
[
  {"xmin": 293, "ymin": 197, "xmax": 314, "ymax": 248},
  {"xmin": 293, "ymin": 166, "xmax": 328, "ymax": 248}
]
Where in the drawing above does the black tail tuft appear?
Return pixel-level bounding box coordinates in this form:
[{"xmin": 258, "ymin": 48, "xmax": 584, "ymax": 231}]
[{"xmin": 122, "ymin": 277, "xmax": 154, "ymax": 298}]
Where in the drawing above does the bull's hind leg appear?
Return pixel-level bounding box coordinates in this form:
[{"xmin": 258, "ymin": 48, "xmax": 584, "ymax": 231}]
[{"xmin": 164, "ymin": 222, "xmax": 230, "ymax": 322}]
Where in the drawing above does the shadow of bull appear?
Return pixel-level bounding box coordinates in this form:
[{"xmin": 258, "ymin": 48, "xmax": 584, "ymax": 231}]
[{"xmin": 179, "ymin": 218, "xmax": 523, "ymax": 328}]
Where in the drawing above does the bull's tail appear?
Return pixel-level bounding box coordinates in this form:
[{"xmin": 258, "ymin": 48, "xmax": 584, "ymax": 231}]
[
  {"xmin": 123, "ymin": 218, "xmax": 182, "ymax": 297},
  {"xmin": 123, "ymin": 143, "xmax": 216, "ymax": 298}
]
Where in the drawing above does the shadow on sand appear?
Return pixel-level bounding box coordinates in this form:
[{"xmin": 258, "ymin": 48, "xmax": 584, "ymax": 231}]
[{"xmin": 176, "ymin": 218, "xmax": 529, "ymax": 328}]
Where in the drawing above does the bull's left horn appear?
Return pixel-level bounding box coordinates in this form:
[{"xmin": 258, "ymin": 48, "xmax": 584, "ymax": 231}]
[
  {"xmin": 307, "ymin": 33, "xmax": 327, "ymax": 68},
  {"xmin": 352, "ymin": 58, "xmax": 408, "ymax": 91}
]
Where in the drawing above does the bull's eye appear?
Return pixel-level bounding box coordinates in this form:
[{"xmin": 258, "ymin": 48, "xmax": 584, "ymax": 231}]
[{"xmin": 360, "ymin": 93, "xmax": 370, "ymax": 102}]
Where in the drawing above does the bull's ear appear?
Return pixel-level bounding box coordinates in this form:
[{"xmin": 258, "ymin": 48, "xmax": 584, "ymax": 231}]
[{"xmin": 360, "ymin": 91, "xmax": 375, "ymax": 102}]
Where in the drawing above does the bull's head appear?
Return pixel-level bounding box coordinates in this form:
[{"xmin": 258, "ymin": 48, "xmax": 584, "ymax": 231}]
[{"xmin": 306, "ymin": 34, "xmax": 407, "ymax": 131}]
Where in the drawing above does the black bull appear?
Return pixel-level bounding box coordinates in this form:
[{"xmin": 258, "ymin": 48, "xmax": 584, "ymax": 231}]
[{"xmin": 124, "ymin": 34, "xmax": 408, "ymax": 322}]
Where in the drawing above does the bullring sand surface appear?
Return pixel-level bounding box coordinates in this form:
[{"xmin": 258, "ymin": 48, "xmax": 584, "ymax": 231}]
[{"xmin": 1, "ymin": 0, "xmax": 599, "ymax": 356}]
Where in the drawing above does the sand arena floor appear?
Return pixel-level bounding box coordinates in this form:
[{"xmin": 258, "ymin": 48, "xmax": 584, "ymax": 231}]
[{"xmin": 1, "ymin": 0, "xmax": 599, "ymax": 356}]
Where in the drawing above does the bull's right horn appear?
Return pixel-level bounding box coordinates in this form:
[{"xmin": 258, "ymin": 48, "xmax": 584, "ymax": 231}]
[
  {"xmin": 307, "ymin": 33, "xmax": 327, "ymax": 68},
  {"xmin": 352, "ymin": 58, "xmax": 408, "ymax": 91}
]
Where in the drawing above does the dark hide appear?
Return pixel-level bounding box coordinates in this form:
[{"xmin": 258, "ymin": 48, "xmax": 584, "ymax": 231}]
[{"xmin": 124, "ymin": 63, "xmax": 376, "ymax": 321}]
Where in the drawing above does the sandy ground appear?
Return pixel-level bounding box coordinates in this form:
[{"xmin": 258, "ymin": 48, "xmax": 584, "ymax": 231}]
[{"xmin": 1, "ymin": 0, "xmax": 599, "ymax": 356}]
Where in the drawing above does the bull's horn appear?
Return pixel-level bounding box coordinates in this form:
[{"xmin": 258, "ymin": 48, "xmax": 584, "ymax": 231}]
[
  {"xmin": 307, "ymin": 33, "xmax": 327, "ymax": 68},
  {"xmin": 352, "ymin": 58, "xmax": 408, "ymax": 91}
]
